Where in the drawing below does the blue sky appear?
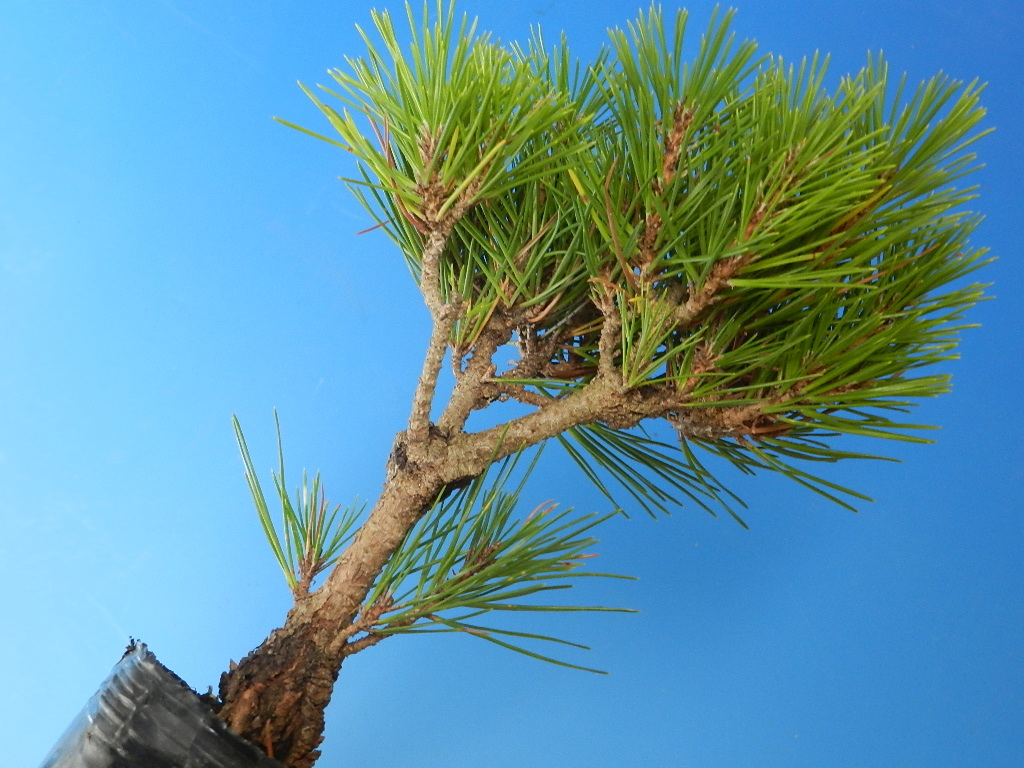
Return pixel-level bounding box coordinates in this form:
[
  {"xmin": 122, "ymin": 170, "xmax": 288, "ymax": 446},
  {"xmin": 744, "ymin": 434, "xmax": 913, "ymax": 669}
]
[{"xmin": 1, "ymin": 1, "xmax": 1021, "ymax": 766}]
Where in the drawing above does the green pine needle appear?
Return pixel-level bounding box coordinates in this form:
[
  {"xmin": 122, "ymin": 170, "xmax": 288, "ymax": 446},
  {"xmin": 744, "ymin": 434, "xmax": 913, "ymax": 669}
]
[
  {"xmin": 233, "ymin": 412, "xmax": 364, "ymax": 599},
  {"xmin": 358, "ymin": 448, "xmax": 634, "ymax": 673}
]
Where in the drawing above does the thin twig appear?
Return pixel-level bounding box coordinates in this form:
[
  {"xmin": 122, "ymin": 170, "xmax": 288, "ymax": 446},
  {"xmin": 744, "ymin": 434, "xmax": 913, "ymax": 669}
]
[
  {"xmin": 438, "ymin": 322, "xmax": 512, "ymax": 434},
  {"xmin": 408, "ymin": 227, "xmax": 461, "ymax": 443},
  {"xmin": 595, "ymin": 291, "xmax": 623, "ymax": 386}
]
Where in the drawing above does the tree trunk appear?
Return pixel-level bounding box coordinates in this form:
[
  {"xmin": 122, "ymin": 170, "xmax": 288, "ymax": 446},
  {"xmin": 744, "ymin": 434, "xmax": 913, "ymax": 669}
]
[
  {"xmin": 215, "ymin": 433, "xmax": 456, "ymax": 768},
  {"xmin": 215, "ymin": 387, "xmax": 614, "ymax": 766},
  {"xmin": 216, "ymin": 601, "xmax": 344, "ymax": 768}
]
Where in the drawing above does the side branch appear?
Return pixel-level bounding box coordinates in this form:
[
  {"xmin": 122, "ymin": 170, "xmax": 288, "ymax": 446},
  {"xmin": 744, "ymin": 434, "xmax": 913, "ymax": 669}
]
[
  {"xmin": 459, "ymin": 377, "xmax": 818, "ymax": 472},
  {"xmin": 437, "ymin": 321, "xmax": 512, "ymax": 435},
  {"xmin": 672, "ymin": 253, "xmax": 752, "ymax": 328},
  {"xmin": 596, "ymin": 296, "xmax": 623, "ymax": 385},
  {"xmin": 408, "ymin": 227, "xmax": 460, "ymax": 443},
  {"xmin": 491, "ymin": 382, "xmax": 557, "ymax": 408},
  {"xmin": 408, "ymin": 302, "xmax": 459, "ymax": 442}
]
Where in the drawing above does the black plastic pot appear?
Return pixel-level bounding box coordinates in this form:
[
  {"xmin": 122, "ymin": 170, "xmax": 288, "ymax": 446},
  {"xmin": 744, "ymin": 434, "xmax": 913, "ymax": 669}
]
[{"xmin": 39, "ymin": 643, "xmax": 285, "ymax": 768}]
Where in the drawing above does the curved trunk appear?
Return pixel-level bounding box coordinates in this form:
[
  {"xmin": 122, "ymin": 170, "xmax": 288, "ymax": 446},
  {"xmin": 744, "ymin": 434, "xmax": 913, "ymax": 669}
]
[
  {"xmin": 216, "ymin": 440, "xmax": 449, "ymax": 768},
  {"xmin": 214, "ymin": 386, "xmax": 612, "ymax": 767}
]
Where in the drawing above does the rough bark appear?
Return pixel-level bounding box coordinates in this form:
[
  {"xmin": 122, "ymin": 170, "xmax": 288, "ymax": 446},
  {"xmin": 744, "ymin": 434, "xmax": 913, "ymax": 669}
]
[
  {"xmin": 216, "ymin": 435, "xmax": 454, "ymax": 767},
  {"xmin": 214, "ymin": 212, "xmax": 478, "ymax": 767},
  {"xmin": 212, "ymin": 377, "xmax": 614, "ymax": 766},
  {"xmin": 215, "ymin": 606, "xmax": 344, "ymax": 768},
  {"xmin": 214, "ymin": 355, "xmax": 791, "ymax": 766}
]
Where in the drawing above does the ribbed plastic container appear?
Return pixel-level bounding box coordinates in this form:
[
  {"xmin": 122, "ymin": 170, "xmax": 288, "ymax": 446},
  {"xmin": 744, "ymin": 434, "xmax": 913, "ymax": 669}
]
[{"xmin": 39, "ymin": 643, "xmax": 285, "ymax": 768}]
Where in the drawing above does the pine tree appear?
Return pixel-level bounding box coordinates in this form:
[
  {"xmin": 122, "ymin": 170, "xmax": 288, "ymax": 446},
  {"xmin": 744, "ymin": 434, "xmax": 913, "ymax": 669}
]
[{"xmin": 216, "ymin": 4, "xmax": 990, "ymax": 765}]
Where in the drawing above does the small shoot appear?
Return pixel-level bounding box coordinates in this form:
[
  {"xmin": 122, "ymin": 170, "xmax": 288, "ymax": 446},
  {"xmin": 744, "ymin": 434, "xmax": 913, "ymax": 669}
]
[{"xmin": 233, "ymin": 411, "xmax": 364, "ymax": 599}]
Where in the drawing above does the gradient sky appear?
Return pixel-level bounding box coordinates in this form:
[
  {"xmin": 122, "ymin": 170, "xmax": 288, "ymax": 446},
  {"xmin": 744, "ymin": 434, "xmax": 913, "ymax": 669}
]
[{"xmin": 2, "ymin": 1, "xmax": 1022, "ymax": 766}]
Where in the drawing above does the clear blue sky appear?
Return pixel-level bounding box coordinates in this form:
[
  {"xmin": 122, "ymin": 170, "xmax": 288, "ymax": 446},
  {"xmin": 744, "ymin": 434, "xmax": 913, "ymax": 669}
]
[{"xmin": 2, "ymin": 1, "xmax": 1021, "ymax": 766}]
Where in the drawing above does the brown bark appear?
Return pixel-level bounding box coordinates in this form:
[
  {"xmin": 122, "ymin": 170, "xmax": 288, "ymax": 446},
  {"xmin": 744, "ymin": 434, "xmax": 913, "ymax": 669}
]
[
  {"xmin": 215, "ymin": 604, "xmax": 342, "ymax": 768},
  {"xmin": 216, "ymin": 436, "xmax": 453, "ymax": 767},
  {"xmin": 213, "ymin": 377, "xmax": 613, "ymax": 766},
  {"xmin": 214, "ymin": 354, "xmax": 796, "ymax": 766}
]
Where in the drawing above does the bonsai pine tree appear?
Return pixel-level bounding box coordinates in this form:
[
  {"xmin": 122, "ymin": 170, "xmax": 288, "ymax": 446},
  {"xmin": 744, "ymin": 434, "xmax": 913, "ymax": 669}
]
[{"xmin": 216, "ymin": 3, "xmax": 990, "ymax": 766}]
